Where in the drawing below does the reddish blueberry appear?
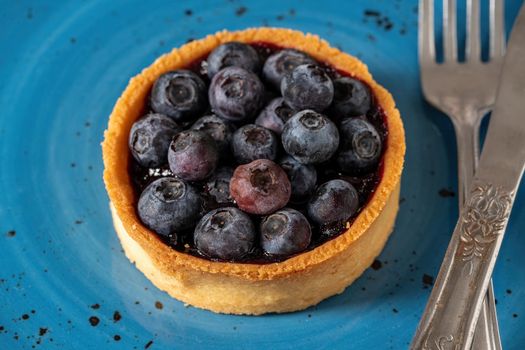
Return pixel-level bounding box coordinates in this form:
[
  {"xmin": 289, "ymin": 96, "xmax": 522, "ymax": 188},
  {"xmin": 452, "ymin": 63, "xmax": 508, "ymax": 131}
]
[{"xmin": 230, "ymin": 159, "xmax": 291, "ymax": 215}]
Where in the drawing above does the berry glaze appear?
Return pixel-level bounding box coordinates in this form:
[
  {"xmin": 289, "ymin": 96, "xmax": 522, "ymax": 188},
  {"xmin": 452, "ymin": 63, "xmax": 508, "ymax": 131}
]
[{"xmin": 129, "ymin": 42, "xmax": 388, "ymax": 264}]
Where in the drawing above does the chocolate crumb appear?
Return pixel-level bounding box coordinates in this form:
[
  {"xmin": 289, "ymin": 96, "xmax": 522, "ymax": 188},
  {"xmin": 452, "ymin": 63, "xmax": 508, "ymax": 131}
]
[
  {"xmin": 307, "ymin": 314, "xmax": 312, "ymax": 318},
  {"xmin": 145, "ymin": 340, "xmax": 154, "ymax": 349},
  {"xmin": 235, "ymin": 6, "xmax": 247, "ymax": 16},
  {"xmin": 276, "ymin": 15, "xmax": 284, "ymax": 21},
  {"xmin": 371, "ymin": 259, "xmax": 382, "ymax": 270},
  {"xmin": 392, "ymin": 308, "xmax": 398, "ymax": 313},
  {"xmin": 88, "ymin": 316, "xmax": 100, "ymax": 327},
  {"xmin": 184, "ymin": 9, "xmax": 193, "ymax": 16},
  {"xmin": 21, "ymin": 314, "xmax": 29, "ymax": 320},
  {"xmin": 74, "ymin": 220, "xmax": 83, "ymax": 225},
  {"xmin": 113, "ymin": 311, "xmax": 122, "ymax": 322},
  {"xmin": 422, "ymin": 274, "xmax": 434, "ymax": 286},
  {"xmin": 364, "ymin": 9, "xmax": 381, "ymax": 17},
  {"xmin": 154, "ymin": 301, "xmax": 163, "ymax": 310},
  {"xmin": 513, "ymin": 313, "xmax": 518, "ymax": 318},
  {"xmin": 114, "ymin": 335, "xmax": 121, "ymax": 341},
  {"xmin": 135, "ymin": 301, "xmax": 140, "ymax": 305},
  {"xmin": 506, "ymin": 289, "xmax": 512, "ymax": 295},
  {"xmin": 438, "ymin": 188, "xmax": 455, "ymax": 198},
  {"xmin": 0, "ymin": 326, "xmax": 4, "ymax": 331},
  {"xmin": 6, "ymin": 230, "xmax": 16, "ymax": 237},
  {"xmin": 90, "ymin": 303, "xmax": 100, "ymax": 310},
  {"xmin": 39, "ymin": 328, "xmax": 47, "ymax": 336}
]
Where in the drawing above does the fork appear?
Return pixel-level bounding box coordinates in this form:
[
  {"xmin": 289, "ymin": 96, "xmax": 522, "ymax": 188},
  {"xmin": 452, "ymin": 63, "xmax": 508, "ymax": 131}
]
[{"xmin": 415, "ymin": 0, "xmax": 506, "ymax": 349}]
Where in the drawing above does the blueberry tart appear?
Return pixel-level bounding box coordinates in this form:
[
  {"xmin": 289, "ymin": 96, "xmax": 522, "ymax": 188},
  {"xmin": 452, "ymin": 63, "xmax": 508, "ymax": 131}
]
[{"xmin": 102, "ymin": 28, "xmax": 405, "ymax": 315}]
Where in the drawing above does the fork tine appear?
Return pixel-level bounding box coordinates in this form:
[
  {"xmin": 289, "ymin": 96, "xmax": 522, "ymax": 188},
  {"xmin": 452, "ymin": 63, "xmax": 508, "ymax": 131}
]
[
  {"xmin": 490, "ymin": 0, "xmax": 506, "ymax": 58},
  {"xmin": 466, "ymin": 0, "xmax": 481, "ymax": 61},
  {"xmin": 419, "ymin": 0, "xmax": 436, "ymax": 64},
  {"xmin": 443, "ymin": 0, "xmax": 458, "ymax": 61}
]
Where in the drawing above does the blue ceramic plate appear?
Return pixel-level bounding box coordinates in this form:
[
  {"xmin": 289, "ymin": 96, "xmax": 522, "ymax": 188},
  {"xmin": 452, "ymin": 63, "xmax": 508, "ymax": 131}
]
[{"xmin": 1, "ymin": 0, "xmax": 524, "ymax": 349}]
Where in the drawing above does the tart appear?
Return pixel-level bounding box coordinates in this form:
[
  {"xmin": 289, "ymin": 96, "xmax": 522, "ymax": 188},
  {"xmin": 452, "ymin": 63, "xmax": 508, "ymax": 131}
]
[{"xmin": 102, "ymin": 28, "xmax": 405, "ymax": 315}]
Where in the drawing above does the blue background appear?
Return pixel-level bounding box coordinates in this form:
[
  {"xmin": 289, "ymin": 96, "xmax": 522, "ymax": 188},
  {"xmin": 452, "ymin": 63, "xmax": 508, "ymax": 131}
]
[{"xmin": 0, "ymin": 0, "xmax": 524, "ymax": 349}]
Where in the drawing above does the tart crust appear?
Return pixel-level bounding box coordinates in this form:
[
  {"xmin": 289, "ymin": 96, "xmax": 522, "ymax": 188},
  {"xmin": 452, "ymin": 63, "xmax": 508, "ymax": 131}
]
[{"xmin": 102, "ymin": 28, "xmax": 405, "ymax": 315}]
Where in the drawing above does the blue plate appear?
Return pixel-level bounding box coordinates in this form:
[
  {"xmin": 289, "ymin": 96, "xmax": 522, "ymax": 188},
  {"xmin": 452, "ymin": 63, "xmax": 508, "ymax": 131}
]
[{"xmin": 1, "ymin": 0, "xmax": 524, "ymax": 349}]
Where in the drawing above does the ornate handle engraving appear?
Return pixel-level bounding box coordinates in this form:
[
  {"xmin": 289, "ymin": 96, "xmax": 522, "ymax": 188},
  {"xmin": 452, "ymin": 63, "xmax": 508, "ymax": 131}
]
[
  {"xmin": 459, "ymin": 184, "xmax": 512, "ymax": 263},
  {"xmin": 412, "ymin": 182, "xmax": 514, "ymax": 350}
]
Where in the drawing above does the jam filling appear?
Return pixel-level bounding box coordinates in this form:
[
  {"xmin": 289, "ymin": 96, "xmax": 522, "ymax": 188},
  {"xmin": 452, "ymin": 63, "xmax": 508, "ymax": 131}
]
[{"xmin": 129, "ymin": 43, "xmax": 388, "ymax": 264}]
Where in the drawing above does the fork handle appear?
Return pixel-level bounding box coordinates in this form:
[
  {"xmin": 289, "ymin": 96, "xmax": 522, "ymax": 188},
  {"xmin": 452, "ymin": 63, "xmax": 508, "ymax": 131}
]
[{"xmin": 453, "ymin": 114, "xmax": 502, "ymax": 350}]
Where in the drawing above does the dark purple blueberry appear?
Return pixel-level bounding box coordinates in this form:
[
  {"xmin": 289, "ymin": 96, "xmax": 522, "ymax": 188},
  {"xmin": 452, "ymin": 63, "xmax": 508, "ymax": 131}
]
[
  {"xmin": 281, "ymin": 64, "xmax": 334, "ymax": 112},
  {"xmin": 263, "ymin": 49, "xmax": 316, "ymax": 89},
  {"xmin": 231, "ymin": 124, "xmax": 278, "ymax": 164},
  {"xmin": 307, "ymin": 179, "xmax": 359, "ymax": 225},
  {"xmin": 150, "ymin": 70, "xmax": 207, "ymax": 122},
  {"xmin": 206, "ymin": 42, "xmax": 261, "ymax": 78},
  {"xmin": 191, "ymin": 115, "xmax": 234, "ymax": 154},
  {"xmin": 209, "ymin": 67, "xmax": 265, "ymax": 122},
  {"xmin": 254, "ymin": 97, "xmax": 295, "ymax": 135},
  {"xmin": 138, "ymin": 177, "xmax": 201, "ymax": 236},
  {"xmin": 278, "ymin": 155, "xmax": 317, "ymax": 203},
  {"xmin": 230, "ymin": 159, "xmax": 291, "ymax": 215},
  {"xmin": 168, "ymin": 130, "xmax": 218, "ymax": 181},
  {"xmin": 281, "ymin": 110, "xmax": 339, "ymax": 164},
  {"xmin": 337, "ymin": 118, "xmax": 382, "ymax": 175},
  {"xmin": 330, "ymin": 77, "xmax": 371, "ymax": 117},
  {"xmin": 205, "ymin": 166, "xmax": 234, "ymax": 206},
  {"xmin": 260, "ymin": 208, "xmax": 312, "ymax": 256},
  {"xmin": 194, "ymin": 207, "xmax": 255, "ymax": 260},
  {"xmin": 128, "ymin": 113, "xmax": 181, "ymax": 167}
]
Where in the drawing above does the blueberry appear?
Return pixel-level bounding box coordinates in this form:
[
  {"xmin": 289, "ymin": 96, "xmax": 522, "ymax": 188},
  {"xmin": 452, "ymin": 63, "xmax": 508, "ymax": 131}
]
[
  {"xmin": 263, "ymin": 49, "xmax": 315, "ymax": 89},
  {"xmin": 255, "ymin": 97, "xmax": 295, "ymax": 135},
  {"xmin": 230, "ymin": 159, "xmax": 291, "ymax": 215},
  {"xmin": 191, "ymin": 114, "xmax": 234, "ymax": 154},
  {"xmin": 231, "ymin": 124, "xmax": 278, "ymax": 164},
  {"xmin": 209, "ymin": 67, "xmax": 265, "ymax": 122},
  {"xmin": 138, "ymin": 177, "xmax": 201, "ymax": 236},
  {"xmin": 128, "ymin": 113, "xmax": 181, "ymax": 167},
  {"xmin": 281, "ymin": 110, "xmax": 339, "ymax": 164},
  {"xmin": 336, "ymin": 118, "xmax": 382, "ymax": 175},
  {"xmin": 150, "ymin": 70, "xmax": 207, "ymax": 122},
  {"xmin": 281, "ymin": 64, "xmax": 334, "ymax": 112},
  {"xmin": 330, "ymin": 77, "xmax": 371, "ymax": 117},
  {"xmin": 205, "ymin": 166, "xmax": 234, "ymax": 206},
  {"xmin": 260, "ymin": 208, "xmax": 312, "ymax": 256},
  {"xmin": 194, "ymin": 207, "xmax": 255, "ymax": 260},
  {"xmin": 206, "ymin": 42, "xmax": 261, "ymax": 78},
  {"xmin": 278, "ymin": 155, "xmax": 317, "ymax": 203},
  {"xmin": 307, "ymin": 179, "xmax": 359, "ymax": 225},
  {"xmin": 168, "ymin": 130, "xmax": 218, "ymax": 181}
]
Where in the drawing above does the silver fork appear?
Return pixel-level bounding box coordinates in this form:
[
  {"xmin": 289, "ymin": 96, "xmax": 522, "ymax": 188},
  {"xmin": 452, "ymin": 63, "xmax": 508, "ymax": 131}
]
[{"xmin": 416, "ymin": 0, "xmax": 505, "ymax": 349}]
